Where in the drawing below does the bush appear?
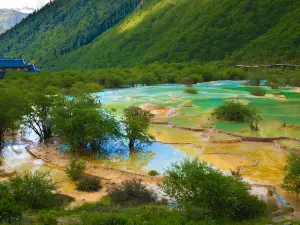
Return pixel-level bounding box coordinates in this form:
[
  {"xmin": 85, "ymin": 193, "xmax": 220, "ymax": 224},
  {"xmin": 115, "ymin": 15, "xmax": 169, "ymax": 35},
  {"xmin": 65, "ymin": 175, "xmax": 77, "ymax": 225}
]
[
  {"xmin": 212, "ymin": 101, "xmax": 261, "ymax": 130},
  {"xmin": 0, "ymin": 183, "xmax": 22, "ymax": 223},
  {"xmin": 66, "ymin": 157, "xmax": 86, "ymax": 181},
  {"xmin": 148, "ymin": 170, "xmax": 160, "ymax": 176},
  {"xmin": 124, "ymin": 205, "xmax": 203, "ymax": 225},
  {"xmin": 266, "ymin": 75, "xmax": 281, "ymax": 89},
  {"xmin": 184, "ymin": 87, "xmax": 198, "ymax": 94},
  {"xmin": 78, "ymin": 213, "xmax": 127, "ymax": 225},
  {"xmin": 213, "ymin": 101, "xmax": 255, "ymax": 122},
  {"xmin": 163, "ymin": 158, "xmax": 266, "ymax": 221},
  {"xmin": 8, "ymin": 172, "xmax": 57, "ymax": 210},
  {"xmin": 250, "ymin": 87, "xmax": 265, "ymax": 96},
  {"xmin": 282, "ymin": 150, "xmax": 300, "ymax": 195},
  {"xmin": 107, "ymin": 179, "xmax": 157, "ymax": 206},
  {"xmin": 34, "ymin": 210, "xmax": 58, "ymax": 225},
  {"xmin": 76, "ymin": 175, "xmax": 102, "ymax": 192}
]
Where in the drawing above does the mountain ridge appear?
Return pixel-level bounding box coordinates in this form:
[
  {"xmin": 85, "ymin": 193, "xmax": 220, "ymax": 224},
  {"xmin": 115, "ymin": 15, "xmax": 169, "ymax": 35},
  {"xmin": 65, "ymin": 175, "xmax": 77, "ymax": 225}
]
[
  {"xmin": 0, "ymin": 9, "xmax": 28, "ymax": 34},
  {"xmin": 0, "ymin": 0, "xmax": 299, "ymax": 70}
]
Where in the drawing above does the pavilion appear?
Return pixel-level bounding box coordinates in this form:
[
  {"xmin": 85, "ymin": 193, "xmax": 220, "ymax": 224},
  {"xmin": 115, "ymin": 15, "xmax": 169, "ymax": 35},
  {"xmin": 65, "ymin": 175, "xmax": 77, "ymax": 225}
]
[{"xmin": 0, "ymin": 58, "xmax": 41, "ymax": 74}]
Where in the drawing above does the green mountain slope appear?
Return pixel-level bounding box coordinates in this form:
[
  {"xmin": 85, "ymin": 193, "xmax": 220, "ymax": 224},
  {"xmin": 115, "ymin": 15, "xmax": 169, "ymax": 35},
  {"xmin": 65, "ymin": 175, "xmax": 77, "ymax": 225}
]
[
  {"xmin": 58, "ymin": 0, "xmax": 300, "ymax": 70},
  {"xmin": 0, "ymin": 0, "xmax": 141, "ymax": 67},
  {"xmin": 1, "ymin": 0, "xmax": 299, "ymax": 70}
]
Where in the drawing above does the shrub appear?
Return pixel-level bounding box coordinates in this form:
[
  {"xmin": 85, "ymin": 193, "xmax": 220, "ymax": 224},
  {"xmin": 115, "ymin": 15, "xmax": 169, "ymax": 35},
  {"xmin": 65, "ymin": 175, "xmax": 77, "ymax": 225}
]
[
  {"xmin": 250, "ymin": 87, "xmax": 265, "ymax": 96},
  {"xmin": 212, "ymin": 101, "xmax": 261, "ymax": 130},
  {"xmin": 76, "ymin": 175, "xmax": 102, "ymax": 192},
  {"xmin": 78, "ymin": 214, "xmax": 127, "ymax": 225},
  {"xmin": 184, "ymin": 87, "xmax": 198, "ymax": 94},
  {"xmin": 8, "ymin": 172, "xmax": 57, "ymax": 210},
  {"xmin": 34, "ymin": 210, "xmax": 58, "ymax": 225},
  {"xmin": 213, "ymin": 101, "xmax": 254, "ymax": 122},
  {"xmin": 148, "ymin": 170, "xmax": 160, "ymax": 176},
  {"xmin": 107, "ymin": 179, "xmax": 157, "ymax": 206},
  {"xmin": 66, "ymin": 157, "xmax": 86, "ymax": 181},
  {"xmin": 282, "ymin": 150, "xmax": 300, "ymax": 196},
  {"xmin": 125, "ymin": 205, "xmax": 202, "ymax": 225},
  {"xmin": 266, "ymin": 75, "xmax": 281, "ymax": 89},
  {"xmin": 163, "ymin": 158, "xmax": 266, "ymax": 221},
  {"xmin": 0, "ymin": 183, "xmax": 22, "ymax": 223}
]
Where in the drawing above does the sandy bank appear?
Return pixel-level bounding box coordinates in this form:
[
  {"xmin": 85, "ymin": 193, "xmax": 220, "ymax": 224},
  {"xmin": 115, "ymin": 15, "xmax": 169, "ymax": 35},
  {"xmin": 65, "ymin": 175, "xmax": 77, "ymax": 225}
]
[{"xmin": 27, "ymin": 145, "xmax": 161, "ymax": 184}]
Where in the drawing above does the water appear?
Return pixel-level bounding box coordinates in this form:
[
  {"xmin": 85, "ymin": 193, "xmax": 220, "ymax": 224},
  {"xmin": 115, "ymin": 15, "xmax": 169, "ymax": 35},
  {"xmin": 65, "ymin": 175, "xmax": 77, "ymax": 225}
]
[
  {"xmin": 1, "ymin": 80, "xmax": 298, "ymax": 208},
  {"xmin": 143, "ymin": 142, "xmax": 187, "ymax": 173},
  {"xmin": 90, "ymin": 142, "xmax": 187, "ymax": 174},
  {"xmin": 1, "ymin": 142, "xmax": 44, "ymax": 171},
  {"xmin": 2, "ymin": 81, "xmax": 299, "ymax": 172},
  {"xmin": 93, "ymin": 81, "xmax": 300, "ymax": 138}
]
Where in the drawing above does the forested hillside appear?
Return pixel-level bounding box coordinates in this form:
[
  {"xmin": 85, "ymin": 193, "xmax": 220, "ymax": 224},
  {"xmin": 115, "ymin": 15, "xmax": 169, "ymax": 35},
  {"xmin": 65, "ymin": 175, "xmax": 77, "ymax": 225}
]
[
  {"xmin": 0, "ymin": 0, "xmax": 141, "ymax": 67},
  {"xmin": 0, "ymin": 0, "xmax": 299, "ymax": 70}
]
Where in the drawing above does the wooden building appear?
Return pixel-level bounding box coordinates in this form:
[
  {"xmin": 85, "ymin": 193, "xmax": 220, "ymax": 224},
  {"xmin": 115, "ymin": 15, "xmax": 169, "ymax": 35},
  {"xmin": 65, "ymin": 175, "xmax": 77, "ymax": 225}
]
[{"xmin": 0, "ymin": 58, "xmax": 41, "ymax": 74}]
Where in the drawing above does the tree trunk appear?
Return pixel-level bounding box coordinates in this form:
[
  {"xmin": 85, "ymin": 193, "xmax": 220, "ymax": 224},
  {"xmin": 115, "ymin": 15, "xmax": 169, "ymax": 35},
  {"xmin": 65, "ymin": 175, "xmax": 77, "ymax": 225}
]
[
  {"xmin": 0, "ymin": 130, "xmax": 4, "ymax": 150},
  {"xmin": 129, "ymin": 139, "xmax": 135, "ymax": 157}
]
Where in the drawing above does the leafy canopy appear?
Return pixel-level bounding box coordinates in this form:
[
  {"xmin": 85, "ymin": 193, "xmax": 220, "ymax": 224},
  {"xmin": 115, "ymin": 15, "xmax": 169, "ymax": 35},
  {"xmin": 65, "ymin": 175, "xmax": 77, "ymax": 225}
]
[
  {"xmin": 51, "ymin": 95, "xmax": 121, "ymax": 152},
  {"xmin": 282, "ymin": 150, "xmax": 300, "ymax": 196},
  {"xmin": 123, "ymin": 106, "xmax": 154, "ymax": 154},
  {"xmin": 0, "ymin": 88, "xmax": 24, "ymax": 148},
  {"xmin": 22, "ymin": 86, "xmax": 62, "ymax": 141},
  {"xmin": 213, "ymin": 101, "xmax": 262, "ymax": 130},
  {"xmin": 163, "ymin": 158, "xmax": 266, "ymax": 221},
  {"xmin": 8, "ymin": 172, "xmax": 57, "ymax": 210}
]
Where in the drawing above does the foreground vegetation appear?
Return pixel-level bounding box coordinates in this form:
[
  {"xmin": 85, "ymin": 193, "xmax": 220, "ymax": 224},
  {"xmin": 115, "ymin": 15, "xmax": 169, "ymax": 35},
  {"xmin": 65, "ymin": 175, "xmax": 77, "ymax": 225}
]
[
  {"xmin": 2, "ymin": 156, "xmax": 300, "ymax": 224},
  {"xmin": 0, "ymin": 159, "xmax": 278, "ymax": 225}
]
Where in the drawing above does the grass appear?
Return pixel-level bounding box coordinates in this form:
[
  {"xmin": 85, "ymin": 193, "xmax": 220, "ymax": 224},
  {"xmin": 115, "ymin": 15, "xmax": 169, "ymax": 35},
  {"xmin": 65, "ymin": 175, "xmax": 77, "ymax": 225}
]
[
  {"xmin": 11, "ymin": 199, "xmax": 300, "ymax": 225},
  {"xmin": 49, "ymin": 201, "xmax": 274, "ymax": 225}
]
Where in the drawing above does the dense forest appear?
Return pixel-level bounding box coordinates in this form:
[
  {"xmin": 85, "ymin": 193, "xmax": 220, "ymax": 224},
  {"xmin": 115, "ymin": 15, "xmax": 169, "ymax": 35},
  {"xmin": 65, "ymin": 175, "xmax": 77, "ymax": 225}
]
[
  {"xmin": 0, "ymin": 0, "xmax": 299, "ymax": 70},
  {"xmin": 0, "ymin": 0, "xmax": 141, "ymax": 67}
]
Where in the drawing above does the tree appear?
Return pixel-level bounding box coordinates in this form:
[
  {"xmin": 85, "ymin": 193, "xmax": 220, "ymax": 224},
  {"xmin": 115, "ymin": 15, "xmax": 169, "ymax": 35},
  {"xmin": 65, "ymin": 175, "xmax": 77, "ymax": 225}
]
[
  {"xmin": 266, "ymin": 75, "xmax": 281, "ymax": 89},
  {"xmin": 282, "ymin": 150, "xmax": 300, "ymax": 196},
  {"xmin": 23, "ymin": 86, "xmax": 61, "ymax": 141},
  {"xmin": 163, "ymin": 158, "xmax": 266, "ymax": 221},
  {"xmin": 51, "ymin": 95, "xmax": 120, "ymax": 152},
  {"xmin": 140, "ymin": 73, "xmax": 158, "ymax": 86},
  {"xmin": 225, "ymin": 68, "xmax": 245, "ymax": 80},
  {"xmin": 0, "ymin": 89, "xmax": 24, "ymax": 149},
  {"xmin": 245, "ymin": 70, "xmax": 267, "ymax": 86},
  {"xmin": 178, "ymin": 74, "xmax": 204, "ymax": 85},
  {"xmin": 123, "ymin": 106, "xmax": 154, "ymax": 156}
]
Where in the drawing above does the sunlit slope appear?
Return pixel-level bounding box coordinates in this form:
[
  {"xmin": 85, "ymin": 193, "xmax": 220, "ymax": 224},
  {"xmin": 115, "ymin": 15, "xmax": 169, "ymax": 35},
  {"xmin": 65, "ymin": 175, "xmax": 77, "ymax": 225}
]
[
  {"xmin": 1, "ymin": 0, "xmax": 299, "ymax": 69},
  {"xmin": 57, "ymin": 0, "xmax": 300, "ymax": 70},
  {"xmin": 0, "ymin": 0, "xmax": 141, "ymax": 67}
]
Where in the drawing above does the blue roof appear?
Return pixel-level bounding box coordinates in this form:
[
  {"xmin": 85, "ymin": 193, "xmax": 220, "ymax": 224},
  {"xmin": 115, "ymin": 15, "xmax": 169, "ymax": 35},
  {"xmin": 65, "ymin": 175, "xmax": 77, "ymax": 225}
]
[{"xmin": 0, "ymin": 58, "xmax": 32, "ymax": 68}]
